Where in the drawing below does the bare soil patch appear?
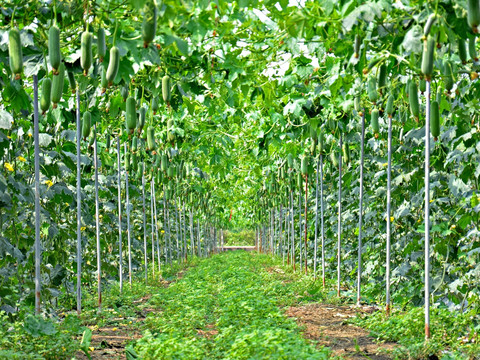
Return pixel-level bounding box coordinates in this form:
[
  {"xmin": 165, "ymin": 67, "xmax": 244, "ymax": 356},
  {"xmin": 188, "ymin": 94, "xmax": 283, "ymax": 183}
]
[
  {"xmin": 265, "ymin": 265, "xmax": 295, "ymax": 283},
  {"xmin": 286, "ymin": 303, "xmax": 397, "ymax": 359},
  {"xmin": 197, "ymin": 323, "xmax": 218, "ymax": 339},
  {"xmin": 76, "ymin": 322, "xmax": 143, "ymax": 360},
  {"xmin": 76, "ymin": 269, "xmax": 190, "ymax": 359}
]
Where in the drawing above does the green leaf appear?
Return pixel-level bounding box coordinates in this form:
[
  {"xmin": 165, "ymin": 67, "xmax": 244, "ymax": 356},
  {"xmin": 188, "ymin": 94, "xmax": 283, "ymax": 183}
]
[
  {"xmin": 175, "ymin": 37, "xmax": 189, "ymax": 56},
  {"xmin": 402, "ymin": 25, "xmax": 423, "ymax": 53},
  {"xmin": 24, "ymin": 315, "xmax": 57, "ymax": 337},
  {"xmin": 80, "ymin": 328, "xmax": 92, "ymax": 353}
]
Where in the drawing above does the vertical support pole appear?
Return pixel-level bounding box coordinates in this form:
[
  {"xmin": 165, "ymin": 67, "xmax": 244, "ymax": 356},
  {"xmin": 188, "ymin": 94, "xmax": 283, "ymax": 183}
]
[
  {"xmin": 75, "ymin": 88, "xmax": 82, "ymax": 313},
  {"xmin": 163, "ymin": 188, "xmax": 170, "ymax": 263},
  {"xmin": 258, "ymin": 224, "xmax": 261, "ymax": 253},
  {"xmin": 197, "ymin": 216, "xmax": 202, "ymax": 257},
  {"xmin": 262, "ymin": 224, "xmax": 267, "ymax": 256},
  {"xmin": 285, "ymin": 208, "xmax": 289, "ymax": 264},
  {"xmin": 166, "ymin": 198, "xmax": 171, "ymax": 263},
  {"xmin": 314, "ymin": 156, "xmax": 319, "ymax": 279},
  {"xmin": 337, "ymin": 134, "xmax": 342, "ymax": 297},
  {"xmin": 153, "ymin": 182, "xmax": 161, "ymax": 273},
  {"xmin": 116, "ymin": 137, "xmax": 123, "ymax": 293},
  {"xmin": 190, "ymin": 208, "xmax": 194, "ymax": 256},
  {"xmin": 270, "ymin": 208, "xmax": 274, "ymax": 254},
  {"xmin": 33, "ymin": 75, "xmax": 41, "ymax": 315},
  {"xmin": 280, "ymin": 205, "xmax": 284, "ymax": 264},
  {"xmin": 213, "ymin": 226, "xmax": 217, "ymax": 253},
  {"xmin": 124, "ymin": 143, "xmax": 132, "ymax": 284},
  {"xmin": 320, "ymin": 153, "xmax": 325, "ymax": 288},
  {"xmin": 221, "ymin": 228, "xmax": 224, "ymax": 252},
  {"xmin": 259, "ymin": 226, "xmax": 262, "ymax": 253},
  {"xmin": 275, "ymin": 207, "xmax": 278, "ymax": 255},
  {"xmin": 298, "ymin": 188, "xmax": 302, "ymax": 271},
  {"xmin": 425, "ymin": 81, "xmax": 431, "ymax": 339},
  {"xmin": 94, "ymin": 124, "xmax": 101, "ymax": 312},
  {"xmin": 386, "ymin": 111, "xmax": 393, "ymax": 314},
  {"xmin": 182, "ymin": 202, "xmax": 187, "ymax": 261},
  {"xmin": 357, "ymin": 112, "xmax": 365, "ymax": 305},
  {"xmin": 150, "ymin": 181, "xmax": 155, "ymax": 278},
  {"xmin": 259, "ymin": 225, "xmax": 262, "ymax": 253},
  {"xmin": 283, "ymin": 208, "xmax": 286, "ymax": 259},
  {"xmin": 304, "ymin": 173, "xmax": 308, "ymax": 274},
  {"xmin": 174, "ymin": 197, "xmax": 180, "ymax": 259},
  {"xmin": 142, "ymin": 165, "xmax": 147, "ymax": 284},
  {"xmin": 291, "ymin": 191, "xmax": 295, "ymax": 270}
]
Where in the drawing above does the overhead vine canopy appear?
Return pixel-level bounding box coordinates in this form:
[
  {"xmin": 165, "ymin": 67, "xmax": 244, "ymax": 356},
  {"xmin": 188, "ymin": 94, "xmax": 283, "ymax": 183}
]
[{"xmin": 1, "ymin": 0, "xmax": 480, "ymax": 352}]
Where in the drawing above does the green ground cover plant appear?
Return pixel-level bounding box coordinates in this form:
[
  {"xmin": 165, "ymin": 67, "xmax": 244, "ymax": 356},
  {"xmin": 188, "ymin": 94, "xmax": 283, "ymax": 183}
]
[
  {"xmin": 136, "ymin": 251, "xmax": 330, "ymax": 359},
  {"xmin": 352, "ymin": 306, "xmax": 480, "ymax": 359}
]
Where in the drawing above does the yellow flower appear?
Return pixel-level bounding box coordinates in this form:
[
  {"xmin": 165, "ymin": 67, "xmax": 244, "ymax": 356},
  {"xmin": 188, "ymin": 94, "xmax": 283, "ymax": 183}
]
[
  {"xmin": 28, "ymin": 133, "xmax": 33, "ymax": 137},
  {"xmin": 17, "ymin": 156, "xmax": 26, "ymax": 162},
  {"xmin": 89, "ymin": 347, "xmax": 94, "ymax": 352},
  {"xmin": 161, "ymin": 230, "xmax": 165, "ymax": 234},
  {"xmin": 128, "ymin": 321, "xmax": 132, "ymax": 324},
  {"xmin": 390, "ymin": 216, "xmax": 394, "ymax": 222},
  {"xmin": 429, "ymin": 199, "xmax": 433, "ymax": 203},
  {"xmin": 112, "ymin": 327, "xmax": 118, "ymax": 331},
  {"xmin": 4, "ymin": 163, "xmax": 14, "ymax": 172},
  {"xmin": 7, "ymin": 136, "xmax": 11, "ymax": 139},
  {"xmin": 450, "ymin": 225, "xmax": 456, "ymax": 230},
  {"xmin": 81, "ymin": 226, "xmax": 86, "ymax": 231},
  {"xmin": 62, "ymin": 347, "xmax": 66, "ymax": 352},
  {"xmin": 44, "ymin": 180, "xmax": 53, "ymax": 188}
]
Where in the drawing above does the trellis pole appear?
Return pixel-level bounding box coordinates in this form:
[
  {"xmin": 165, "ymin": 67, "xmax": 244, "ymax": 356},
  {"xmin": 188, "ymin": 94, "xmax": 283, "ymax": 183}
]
[
  {"xmin": 304, "ymin": 173, "xmax": 308, "ymax": 274},
  {"xmin": 298, "ymin": 184, "xmax": 302, "ymax": 271},
  {"xmin": 150, "ymin": 181, "xmax": 155, "ymax": 278},
  {"xmin": 33, "ymin": 75, "xmax": 41, "ymax": 315},
  {"xmin": 424, "ymin": 80, "xmax": 432, "ymax": 339},
  {"xmin": 75, "ymin": 88, "xmax": 82, "ymax": 313},
  {"xmin": 357, "ymin": 112, "xmax": 366, "ymax": 305},
  {"xmin": 337, "ymin": 134, "xmax": 342, "ymax": 297},
  {"xmin": 153, "ymin": 181, "xmax": 161, "ymax": 273},
  {"xmin": 125, "ymin": 143, "xmax": 132, "ymax": 284},
  {"xmin": 386, "ymin": 109, "xmax": 393, "ymax": 314},
  {"xmin": 314, "ymin": 154, "xmax": 319, "ymax": 279},
  {"xmin": 116, "ymin": 137, "xmax": 123, "ymax": 293},
  {"xmin": 142, "ymin": 163, "xmax": 147, "ymax": 283},
  {"xmin": 320, "ymin": 151, "xmax": 325, "ymax": 287},
  {"xmin": 93, "ymin": 124, "xmax": 101, "ymax": 311},
  {"xmin": 290, "ymin": 190, "xmax": 295, "ymax": 270}
]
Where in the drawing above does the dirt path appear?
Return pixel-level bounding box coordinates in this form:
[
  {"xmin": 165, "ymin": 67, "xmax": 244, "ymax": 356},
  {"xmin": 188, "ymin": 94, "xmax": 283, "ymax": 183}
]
[
  {"xmin": 76, "ymin": 270, "xmax": 189, "ymax": 360},
  {"xmin": 75, "ymin": 296, "xmax": 156, "ymax": 360},
  {"xmin": 286, "ymin": 303, "xmax": 397, "ymax": 359}
]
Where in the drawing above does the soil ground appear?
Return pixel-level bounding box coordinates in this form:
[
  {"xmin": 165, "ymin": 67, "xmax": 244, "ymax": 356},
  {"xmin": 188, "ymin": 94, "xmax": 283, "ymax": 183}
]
[
  {"xmin": 286, "ymin": 303, "xmax": 397, "ymax": 359},
  {"xmin": 76, "ymin": 260, "xmax": 396, "ymax": 359},
  {"xmin": 75, "ymin": 295, "xmax": 156, "ymax": 360},
  {"xmin": 75, "ymin": 276, "xmax": 180, "ymax": 360}
]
